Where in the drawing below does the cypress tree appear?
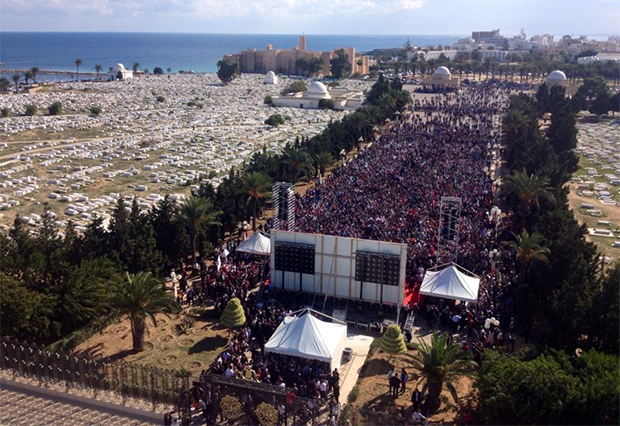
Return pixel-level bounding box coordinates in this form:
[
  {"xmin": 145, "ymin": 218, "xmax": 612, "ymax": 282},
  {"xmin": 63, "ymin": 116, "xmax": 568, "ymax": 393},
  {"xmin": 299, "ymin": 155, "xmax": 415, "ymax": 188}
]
[
  {"xmin": 379, "ymin": 324, "xmax": 407, "ymax": 355},
  {"xmin": 221, "ymin": 298, "xmax": 246, "ymax": 329}
]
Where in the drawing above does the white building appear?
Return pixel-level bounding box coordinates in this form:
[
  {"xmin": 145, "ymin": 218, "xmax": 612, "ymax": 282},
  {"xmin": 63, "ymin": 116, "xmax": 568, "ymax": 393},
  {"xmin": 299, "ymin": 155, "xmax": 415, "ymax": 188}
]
[
  {"xmin": 423, "ymin": 66, "xmax": 460, "ymax": 90},
  {"xmin": 107, "ymin": 63, "xmax": 133, "ymax": 81},
  {"xmin": 271, "ymin": 81, "xmax": 364, "ymax": 110},
  {"xmin": 547, "ymin": 70, "xmax": 567, "ymax": 87},
  {"xmin": 264, "ymin": 71, "xmax": 278, "ymax": 85},
  {"xmin": 577, "ymin": 53, "xmax": 620, "ymax": 65}
]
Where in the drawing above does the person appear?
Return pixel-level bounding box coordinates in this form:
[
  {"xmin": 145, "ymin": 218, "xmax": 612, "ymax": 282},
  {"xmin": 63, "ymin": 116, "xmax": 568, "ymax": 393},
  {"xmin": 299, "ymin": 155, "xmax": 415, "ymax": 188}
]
[
  {"xmin": 400, "ymin": 368, "xmax": 409, "ymax": 393},
  {"xmin": 411, "ymin": 409, "xmax": 427, "ymax": 425},
  {"xmin": 333, "ymin": 381, "xmax": 340, "ymax": 402},
  {"xmin": 164, "ymin": 412, "xmax": 173, "ymax": 426},
  {"xmin": 411, "ymin": 386, "xmax": 422, "ymax": 411},
  {"xmin": 387, "ymin": 367, "xmax": 395, "ymax": 393},
  {"xmin": 389, "ymin": 375, "xmax": 401, "ymax": 397},
  {"xmin": 319, "ymin": 378, "xmax": 328, "ymax": 399}
]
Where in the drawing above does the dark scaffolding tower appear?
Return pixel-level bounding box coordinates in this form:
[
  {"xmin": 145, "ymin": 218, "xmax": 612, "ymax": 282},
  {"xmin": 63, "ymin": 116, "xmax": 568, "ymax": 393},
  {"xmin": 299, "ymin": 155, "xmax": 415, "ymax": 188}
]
[
  {"xmin": 272, "ymin": 182, "xmax": 296, "ymax": 231},
  {"xmin": 437, "ymin": 196, "xmax": 462, "ymax": 263}
]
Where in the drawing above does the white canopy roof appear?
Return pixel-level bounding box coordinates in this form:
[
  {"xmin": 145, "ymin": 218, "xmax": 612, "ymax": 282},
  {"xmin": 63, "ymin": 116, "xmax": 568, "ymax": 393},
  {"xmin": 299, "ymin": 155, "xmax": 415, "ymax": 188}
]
[
  {"xmin": 419, "ymin": 264, "xmax": 480, "ymax": 302},
  {"xmin": 236, "ymin": 232, "xmax": 271, "ymax": 255},
  {"xmin": 265, "ymin": 310, "xmax": 348, "ymax": 370}
]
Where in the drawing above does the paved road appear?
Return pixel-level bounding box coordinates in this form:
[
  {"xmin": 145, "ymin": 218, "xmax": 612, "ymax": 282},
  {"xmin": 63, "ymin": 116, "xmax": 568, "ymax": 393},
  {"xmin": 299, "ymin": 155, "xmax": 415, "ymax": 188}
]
[{"xmin": 0, "ymin": 379, "xmax": 161, "ymax": 425}]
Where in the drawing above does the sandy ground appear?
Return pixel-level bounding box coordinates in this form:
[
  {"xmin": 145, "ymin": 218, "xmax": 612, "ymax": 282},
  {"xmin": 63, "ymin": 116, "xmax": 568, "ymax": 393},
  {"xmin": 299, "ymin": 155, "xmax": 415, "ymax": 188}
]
[{"xmin": 75, "ymin": 308, "xmax": 228, "ymax": 375}]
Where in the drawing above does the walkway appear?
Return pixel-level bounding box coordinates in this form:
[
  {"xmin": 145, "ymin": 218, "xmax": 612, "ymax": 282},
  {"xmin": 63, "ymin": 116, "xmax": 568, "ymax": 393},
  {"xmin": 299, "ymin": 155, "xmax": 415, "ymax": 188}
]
[{"xmin": 0, "ymin": 378, "xmax": 161, "ymax": 425}]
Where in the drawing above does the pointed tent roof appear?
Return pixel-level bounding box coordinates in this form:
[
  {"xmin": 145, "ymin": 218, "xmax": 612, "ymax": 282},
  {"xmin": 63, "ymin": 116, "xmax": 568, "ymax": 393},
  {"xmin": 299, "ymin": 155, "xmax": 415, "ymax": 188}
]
[
  {"xmin": 419, "ymin": 263, "xmax": 480, "ymax": 302},
  {"xmin": 236, "ymin": 232, "xmax": 271, "ymax": 255},
  {"xmin": 264, "ymin": 310, "xmax": 347, "ymax": 363}
]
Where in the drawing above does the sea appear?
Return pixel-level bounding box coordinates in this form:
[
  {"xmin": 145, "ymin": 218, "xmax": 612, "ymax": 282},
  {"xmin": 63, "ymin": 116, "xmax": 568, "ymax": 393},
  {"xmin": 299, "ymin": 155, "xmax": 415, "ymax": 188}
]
[{"xmin": 0, "ymin": 32, "xmax": 463, "ymax": 81}]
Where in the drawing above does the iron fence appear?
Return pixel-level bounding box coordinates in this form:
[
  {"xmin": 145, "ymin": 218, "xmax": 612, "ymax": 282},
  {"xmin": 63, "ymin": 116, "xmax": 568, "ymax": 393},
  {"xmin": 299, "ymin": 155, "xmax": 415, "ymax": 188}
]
[{"xmin": 0, "ymin": 339, "xmax": 190, "ymax": 412}]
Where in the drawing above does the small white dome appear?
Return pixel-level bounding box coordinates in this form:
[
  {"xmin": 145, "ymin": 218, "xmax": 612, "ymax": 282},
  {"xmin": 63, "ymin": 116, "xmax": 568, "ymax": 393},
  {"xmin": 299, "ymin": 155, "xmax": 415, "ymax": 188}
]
[
  {"xmin": 434, "ymin": 66, "xmax": 451, "ymax": 77},
  {"xmin": 547, "ymin": 70, "xmax": 567, "ymax": 86},
  {"xmin": 113, "ymin": 63, "xmax": 126, "ymax": 72},
  {"xmin": 307, "ymin": 81, "xmax": 329, "ymax": 94},
  {"xmin": 264, "ymin": 71, "xmax": 278, "ymax": 85}
]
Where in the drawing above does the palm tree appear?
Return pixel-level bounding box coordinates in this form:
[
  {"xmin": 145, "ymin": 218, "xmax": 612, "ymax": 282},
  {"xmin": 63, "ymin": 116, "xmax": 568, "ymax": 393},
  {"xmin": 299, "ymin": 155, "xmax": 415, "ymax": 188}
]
[
  {"xmin": 503, "ymin": 229, "xmax": 550, "ymax": 284},
  {"xmin": 11, "ymin": 74, "xmax": 20, "ymax": 92},
  {"xmin": 407, "ymin": 332, "xmax": 476, "ymax": 413},
  {"xmin": 23, "ymin": 71, "xmax": 33, "ymax": 85},
  {"xmin": 107, "ymin": 272, "xmax": 180, "ymax": 352},
  {"xmin": 75, "ymin": 58, "xmax": 82, "ymax": 81},
  {"xmin": 178, "ymin": 196, "xmax": 221, "ymax": 267},
  {"xmin": 132, "ymin": 62, "xmax": 140, "ymax": 73},
  {"xmin": 243, "ymin": 172, "xmax": 271, "ymax": 232},
  {"xmin": 166, "ymin": 67, "xmax": 172, "ymax": 73},
  {"xmin": 30, "ymin": 67, "xmax": 40, "ymax": 83},
  {"xmin": 314, "ymin": 151, "xmax": 333, "ymax": 178},
  {"xmin": 281, "ymin": 148, "xmax": 315, "ymax": 183},
  {"xmin": 94, "ymin": 64, "xmax": 103, "ymax": 77},
  {"xmin": 500, "ymin": 170, "xmax": 555, "ymax": 226}
]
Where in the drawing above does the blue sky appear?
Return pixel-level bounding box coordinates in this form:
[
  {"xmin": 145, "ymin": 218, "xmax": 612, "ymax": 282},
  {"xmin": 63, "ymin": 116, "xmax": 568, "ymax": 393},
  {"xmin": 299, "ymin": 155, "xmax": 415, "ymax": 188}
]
[{"xmin": 1, "ymin": 0, "xmax": 619, "ymax": 35}]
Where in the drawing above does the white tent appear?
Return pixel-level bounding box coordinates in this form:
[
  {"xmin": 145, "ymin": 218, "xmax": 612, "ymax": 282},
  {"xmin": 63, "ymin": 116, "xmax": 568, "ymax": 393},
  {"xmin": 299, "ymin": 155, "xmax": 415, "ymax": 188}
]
[
  {"xmin": 419, "ymin": 263, "xmax": 480, "ymax": 303},
  {"xmin": 264, "ymin": 310, "xmax": 348, "ymax": 371},
  {"xmin": 236, "ymin": 232, "xmax": 271, "ymax": 256}
]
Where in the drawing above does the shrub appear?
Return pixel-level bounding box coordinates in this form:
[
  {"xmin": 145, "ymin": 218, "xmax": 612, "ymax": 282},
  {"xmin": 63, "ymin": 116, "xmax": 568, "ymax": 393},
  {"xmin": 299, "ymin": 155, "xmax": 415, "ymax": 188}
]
[
  {"xmin": 220, "ymin": 395, "xmax": 243, "ymax": 420},
  {"xmin": 153, "ymin": 67, "xmax": 164, "ymax": 75},
  {"xmin": 89, "ymin": 106, "xmax": 102, "ymax": 116},
  {"xmin": 48, "ymin": 101, "xmax": 62, "ymax": 115},
  {"xmin": 1, "ymin": 107, "xmax": 11, "ymax": 117},
  {"xmin": 156, "ymin": 96, "xmax": 165, "ymax": 103},
  {"xmin": 318, "ymin": 99, "xmax": 335, "ymax": 110},
  {"xmin": 379, "ymin": 324, "xmax": 407, "ymax": 355},
  {"xmin": 255, "ymin": 402, "xmax": 278, "ymax": 426},
  {"xmin": 281, "ymin": 81, "xmax": 307, "ymax": 95},
  {"xmin": 220, "ymin": 297, "xmax": 246, "ymax": 328},
  {"xmin": 264, "ymin": 95, "xmax": 273, "ymax": 106},
  {"xmin": 24, "ymin": 104, "xmax": 37, "ymax": 116},
  {"xmin": 265, "ymin": 114, "xmax": 285, "ymax": 127}
]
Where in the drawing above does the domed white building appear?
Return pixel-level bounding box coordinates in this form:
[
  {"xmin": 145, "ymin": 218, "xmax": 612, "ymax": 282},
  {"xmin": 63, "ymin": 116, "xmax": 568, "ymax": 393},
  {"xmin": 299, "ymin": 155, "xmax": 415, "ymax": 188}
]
[
  {"xmin": 547, "ymin": 70, "xmax": 567, "ymax": 87},
  {"xmin": 423, "ymin": 66, "xmax": 459, "ymax": 91},
  {"xmin": 271, "ymin": 80, "xmax": 364, "ymax": 110},
  {"xmin": 264, "ymin": 71, "xmax": 278, "ymax": 85},
  {"xmin": 305, "ymin": 81, "xmax": 331, "ymax": 99},
  {"xmin": 107, "ymin": 63, "xmax": 133, "ymax": 81},
  {"xmin": 433, "ymin": 66, "xmax": 452, "ymax": 80}
]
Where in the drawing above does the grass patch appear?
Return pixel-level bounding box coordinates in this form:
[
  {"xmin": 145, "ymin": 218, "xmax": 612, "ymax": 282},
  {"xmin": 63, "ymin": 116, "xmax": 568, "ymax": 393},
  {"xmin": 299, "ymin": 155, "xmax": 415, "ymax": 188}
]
[{"xmin": 348, "ymin": 383, "xmax": 360, "ymax": 403}]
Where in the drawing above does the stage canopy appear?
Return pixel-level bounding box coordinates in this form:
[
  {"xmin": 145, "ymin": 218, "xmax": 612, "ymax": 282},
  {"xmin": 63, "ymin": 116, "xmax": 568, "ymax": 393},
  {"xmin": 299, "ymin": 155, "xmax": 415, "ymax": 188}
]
[
  {"xmin": 264, "ymin": 309, "xmax": 348, "ymax": 371},
  {"xmin": 236, "ymin": 232, "xmax": 271, "ymax": 256},
  {"xmin": 419, "ymin": 263, "xmax": 480, "ymax": 303}
]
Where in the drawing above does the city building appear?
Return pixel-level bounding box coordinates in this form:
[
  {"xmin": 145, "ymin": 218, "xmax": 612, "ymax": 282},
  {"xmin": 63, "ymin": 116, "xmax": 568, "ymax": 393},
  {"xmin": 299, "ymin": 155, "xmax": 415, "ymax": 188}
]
[
  {"xmin": 225, "ymin": 35, "xmax": 369, "ymax": 77},
  {"xmin": 577, "ymin": 52, "xmax": 620, "ymax": 65},
  {"xmin": 107, "ymin": 63, "xmax": 133, "ymax": 81},
  {"xmin": 270, "ymin": 81, "xmax": 365, "ymax": 110}
]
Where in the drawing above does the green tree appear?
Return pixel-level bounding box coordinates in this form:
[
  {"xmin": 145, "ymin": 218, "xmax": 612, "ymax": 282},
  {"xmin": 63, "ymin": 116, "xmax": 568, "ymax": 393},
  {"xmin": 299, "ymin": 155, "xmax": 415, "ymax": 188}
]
[
  {"xmin": 48, "ymin": 101, "xmax": 62, "ymax": 115},
  {"xmin": 281, "ymin": 148, "xmax": 315, "ymax": 182},
  {"xmin": 476, "ymin": 350, "xmax": 580, "ymax": 425},
  {"xmin": 1, "ymin": 107, "xmax": 11, "ymax": 117},
  {"xmin": 167, "ymin": 67, "xmax": 172, "ymax": 73},
  {"xmin": 89, "ymin": 106, "xmax": 102, "ymax": 116},
  {"xmin": 264, "ymin": 95, "xmax": 273, "ymax": 106},
  {"xmin": 314, "ymin": 151, "xmax": 333, "ymax": 177},
  {"xmin": 94, "ymin": 64, "xmax": 102, "ymax": 76},
  {"xmin": 156, "ymin": 95, "xmax": 165, "ymax": 102},
  {"xmin": 330, "ymin": 49, "xmax": 352, "ymax": 78},
  {"xmin": 220, "ymin": 297, "xmax": 246, "ymax": 329},
  {"xmin": 407, "ymin": 332, "xmax": 476, "ymax": 413},
  {"xmin": 0, "ymin": 77, "xmax": 10, "ymax": 92},
  {"xmin": 243, "ymin": 172, "xmax": 271, "ymax": 231},
  {"xmin": 503, "ymin": 229, "xmax": 550, "ymax": 285},
  {"xmin": 24, "ymin": 104, "xmax": 37, "ymax": 116},
  {"xmin": 379, "ymin": 324, "xmax": 407, "ymax": 355},
  {"xmin": 153, "ymin": 67, "xmax": 164, "ymax": 75},
  {"xmin": 132, "ymin": 62, "xmax": 140, "ymax": 73},
  {"xmin": 75, "ymin": 58, "xmax": 82, "ymax": 81},
  {"xmin": 264, "ymin": 113, "xmax": 285, "ymax": 127},
  {"xmin": 30, "ymin": 67, "xmax": 40, "ymax": 83},
  {"xmin": 296, "ymin": 56, "xmax": 323, "ymax": 76},
  {"xmin": 280, "ymin": 81, "xmax": 307, "ymax": 95},
  {"xmin": 149, "ymin": 196, "xmax": 189, "ymax": 263},
  {"xmin": 500, "ymin": 170, "xmax": 555, "ymax": 227},
  {"xmin": 107, "ymin": 271, "xmax": 180, "ymax": 352},
  {"xmin": 23, "ymin": 70, "xmax": 33, "ymax": 85},
  {"xmin": 217, "ymin": 57, "xmax": 240, "ymax": 84},
  {"xmin": 178, "ymin": 196, "xmax": 222, "ymax": 267},
  {"xmin": 586, "ymin": 264, "xmax": 619, "ymax": 353},
  {"xmin": 11, "ymin": 73, "xmax": 20, "ymax": 92},
  {"xmin": 536, "ymin": 82, "xmax": 549, "ymax": 115}
]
